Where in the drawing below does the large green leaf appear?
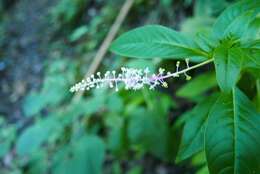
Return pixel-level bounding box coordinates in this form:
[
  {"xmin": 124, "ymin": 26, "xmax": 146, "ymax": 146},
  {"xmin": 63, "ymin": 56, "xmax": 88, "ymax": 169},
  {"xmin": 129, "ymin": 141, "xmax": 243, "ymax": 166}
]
[
  {"xmin": 213, "ymin": 0, "xmax": 260, "ymax": 39},
  {"xmin": 205, "ymin": 88, "xmax": 260, "ymax": 174},
  {"xmin": 176, "ymin": 95, "xmax": 217, "ymax": 162},
  {"xmin": 213, "ymin": 45, "xmax": 242, "ymax": 92},
  {"xmin": 110, "ymin": 25, "xmax": 208, "ymax": 59}
]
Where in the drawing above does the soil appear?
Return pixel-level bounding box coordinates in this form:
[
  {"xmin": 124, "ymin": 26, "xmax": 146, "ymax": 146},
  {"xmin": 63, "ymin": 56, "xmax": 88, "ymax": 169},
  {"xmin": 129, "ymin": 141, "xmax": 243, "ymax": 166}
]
[{"xmin": 0, "ymin": 0, "xmax": 57, "ymax": 122}]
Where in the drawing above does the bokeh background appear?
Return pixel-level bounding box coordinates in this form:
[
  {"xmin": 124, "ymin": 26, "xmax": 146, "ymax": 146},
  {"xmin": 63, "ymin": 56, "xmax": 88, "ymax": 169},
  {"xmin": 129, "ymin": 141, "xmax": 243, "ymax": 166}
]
[{"xmin": 0, "ymin": 0, "xmax": 236, "ymax": 173}]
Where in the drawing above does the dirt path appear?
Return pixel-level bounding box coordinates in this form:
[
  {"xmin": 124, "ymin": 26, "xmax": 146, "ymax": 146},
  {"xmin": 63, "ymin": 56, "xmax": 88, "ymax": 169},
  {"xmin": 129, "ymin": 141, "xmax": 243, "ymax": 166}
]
[{"xmin": 0, "ymin": 0, "xmax": 57, "ymax": 121}]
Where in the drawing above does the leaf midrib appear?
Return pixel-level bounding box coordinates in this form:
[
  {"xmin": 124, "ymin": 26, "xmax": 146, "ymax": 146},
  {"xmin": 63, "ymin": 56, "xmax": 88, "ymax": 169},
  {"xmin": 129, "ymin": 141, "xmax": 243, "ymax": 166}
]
[
  {"xmin": 232, "ymin": 88, "xmax": 238, "ymax": 174},
  {"xmin": 118, "ymin": 41, "xmax": 207, "ymax": 57}
]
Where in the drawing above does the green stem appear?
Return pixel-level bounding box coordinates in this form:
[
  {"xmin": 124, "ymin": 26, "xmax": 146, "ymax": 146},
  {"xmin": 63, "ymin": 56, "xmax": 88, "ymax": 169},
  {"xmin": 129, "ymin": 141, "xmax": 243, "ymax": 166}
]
[{"xmin": 163, "ymin": 59, "xmax": 214, "ymax": 79}]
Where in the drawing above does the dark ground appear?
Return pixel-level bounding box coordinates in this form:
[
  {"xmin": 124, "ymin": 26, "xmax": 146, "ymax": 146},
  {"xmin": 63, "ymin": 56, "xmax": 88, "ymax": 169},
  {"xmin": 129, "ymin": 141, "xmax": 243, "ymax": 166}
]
[{"xmin": 0, "ymin": 0, "xmax": 57, "ymax": 121}]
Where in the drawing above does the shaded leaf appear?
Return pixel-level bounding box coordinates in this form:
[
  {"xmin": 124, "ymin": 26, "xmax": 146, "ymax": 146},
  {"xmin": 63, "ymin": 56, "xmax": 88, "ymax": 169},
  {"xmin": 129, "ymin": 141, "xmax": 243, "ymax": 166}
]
[
  {"xmin": 53, "ymin": 135, "xmax": 105, "ymax": 174},
  {"xmin": 128, "ymin": 108, "xmax": 176, "ymax": 161},
  {"xmin": 205, "ymin": 88, "xmax": 260, "ymax": 174},
  {"xmin": 180, "ymin": 17, "xmax": 215, "ymax": 38},
  {"xmin": 16, "ymin": 117, "xmax": 59, "ymax": 156},
  {"xmin": 176, "ymin": 95, "xmax": 217, "ymax": 162},
  {"xmin": 176, "ymin": 72, "xmax": 217, "ymax": 99},
  {"xmin": 194, "ymin": 0, "xmax": 228, "ymax": 17}
]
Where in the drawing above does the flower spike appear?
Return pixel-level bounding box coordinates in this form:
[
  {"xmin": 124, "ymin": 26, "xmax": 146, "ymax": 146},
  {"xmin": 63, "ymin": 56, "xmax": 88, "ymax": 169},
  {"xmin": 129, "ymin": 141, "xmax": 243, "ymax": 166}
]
[{"xmin": 70, "ymin": 59, "xmax": 214, "ymax": 93}]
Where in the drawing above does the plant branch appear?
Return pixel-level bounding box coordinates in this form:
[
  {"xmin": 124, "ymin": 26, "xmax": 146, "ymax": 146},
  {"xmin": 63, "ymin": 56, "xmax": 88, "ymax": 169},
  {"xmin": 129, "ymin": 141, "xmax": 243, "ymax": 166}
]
[{"xmin": 162, "ymin": 58, "xmax": 214, "ymax": 79}]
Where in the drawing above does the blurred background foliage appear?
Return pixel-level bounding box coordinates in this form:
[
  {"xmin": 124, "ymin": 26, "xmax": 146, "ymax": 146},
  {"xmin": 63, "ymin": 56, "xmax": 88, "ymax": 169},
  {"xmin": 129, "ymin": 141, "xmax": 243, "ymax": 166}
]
[{"xmin": 0, "ymin": 0, "xmax": 236, "ymax": 173}]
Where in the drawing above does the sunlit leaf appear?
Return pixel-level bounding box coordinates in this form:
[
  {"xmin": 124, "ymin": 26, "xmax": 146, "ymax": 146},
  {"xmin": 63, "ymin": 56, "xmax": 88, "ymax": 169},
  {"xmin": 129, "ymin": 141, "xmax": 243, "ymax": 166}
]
[
  {"xmin": 213, "ymin": 0, "xmax": 260, "ymax": 39},
  {"xmin": 213, "ymin": 45, "xmax": 242, "ymax": 92},
  {"xmin": 110, "ymin": 25, "xmax": 208, "ymax": 59}
]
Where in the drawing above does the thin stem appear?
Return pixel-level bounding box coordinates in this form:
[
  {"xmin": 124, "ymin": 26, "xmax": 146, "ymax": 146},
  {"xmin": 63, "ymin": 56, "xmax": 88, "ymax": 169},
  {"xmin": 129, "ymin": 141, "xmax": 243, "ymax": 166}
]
[{"xmin": 160, "ymin": 58, "xmax": 214, "ymax": 80}]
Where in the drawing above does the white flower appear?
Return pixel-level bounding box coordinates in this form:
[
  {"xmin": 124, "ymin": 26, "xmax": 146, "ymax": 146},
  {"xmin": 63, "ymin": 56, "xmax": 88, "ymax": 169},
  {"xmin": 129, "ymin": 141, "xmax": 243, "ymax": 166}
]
[{"xmin": 70, "ymin": 59, "xmax": 196, "ymax": 93}]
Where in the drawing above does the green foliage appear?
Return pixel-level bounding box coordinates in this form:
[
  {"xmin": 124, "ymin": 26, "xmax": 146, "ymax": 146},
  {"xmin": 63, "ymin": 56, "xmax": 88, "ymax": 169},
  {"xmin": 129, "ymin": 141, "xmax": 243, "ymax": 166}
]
[
  {"xmin": 213, "ymin": 45, "xmax": 242, "ymax": 92},
  {"xmin": 110, "ymin": 25, "xmax": 208, "ymax": 59},
  {"xmin": 1, "ymin": 0, "xmax": 259, "ymax": 174},
  {"xmin": 52, "ymin": 135, "xmax": 105, "ymax": 174},
  {"xmin": 176, "ymin": 72, "xmax": 217, "ymax": 100},
  {"xmin": 16, "ymin": 117, "xmax": 59, "ymax": 156},
  {"xmin": 205, "ymin": 88, "xmax": 260, "ymax": 174},
  {"xmin": 176, "ymin": 95, "xmax": 217, "ymax": 162},
  {"xmin": 110, "ymin": 1, "xmax": 260, "ymax": 173},
  {"xmin": 128, "ymin": 107, "xmax": 176, "ymax": 161},
  {"xmin": 194, "ymin": 0, "xmax": 229, "ymax": 17},
  {"xmin": 50, "ymin": 0, "xmax": 89, "ymax": 29},
  {"xmin": 212, "ymin": 0, "xmax": 260, "ymax": 39},
  {"xmin": 0, "ymin": 118, "xmax": 16, "ymax": 158}
]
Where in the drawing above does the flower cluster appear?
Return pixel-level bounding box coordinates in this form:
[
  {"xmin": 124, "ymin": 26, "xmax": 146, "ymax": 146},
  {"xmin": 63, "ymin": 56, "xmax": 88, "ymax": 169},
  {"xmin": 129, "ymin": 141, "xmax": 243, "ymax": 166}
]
[{"xmin": 70, "ymin": 59, "xmax": 192, "ymax": 93}]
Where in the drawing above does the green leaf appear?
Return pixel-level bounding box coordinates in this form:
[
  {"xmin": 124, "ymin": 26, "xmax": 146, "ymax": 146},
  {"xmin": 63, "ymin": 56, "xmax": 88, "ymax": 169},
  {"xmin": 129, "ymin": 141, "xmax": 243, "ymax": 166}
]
[
  {"xmin": 213, "ymin": 0, "xmax": 260, "ymax": 39},
  {"xmin": 256, "ymin": 80, "xmax": 260, "ymax": 112},
  {"xmin": 110, "ymin": 25, "xmax": 208, "ymax": 59},
  {"xmin": 69, "ymin": 25, "xmax": 88, "ymax": 42},
  {"xmin": 23, "ymin": 92, "xmax": 47, "ymax": 117},
  {"xmin": 126, "ymin": 166, "xmax": 142, "ymax": 174},
  {"xmin": 27, "ymin": 151, "xmax": 48, "ymax": 174},
  {"xmin": 180, "ymin": 17, "xmax": 215, "ymax": 38},
  {"xmin": 242, "ymin": 39, "xmax": 260, "ymax": 50},
  {"xmin": 195, "ymin": 32, "xmax": 218, "ymax": 53},
  {"xmin": 205, "ymin": 88, "xmax": 260, "ymax": 174},
  {"xmin": 196, "ymin": 166, "xmax": 209, "ymax": 174},
  {"xmin": 61, "ymin": 96, "xmax": 106, "ymax": 126},
  {"xmin": 240, "ymin": 48, "xmax": 260, "ymax": 70},
  {"xmin": 176, "ymin": 95, "xmax": 217, "ymax": 162},
  {"xmin": 191, "ymin": 152, "xmax": 209, "ymax": 174},
  {"xmin": 16, "ymin": 117, "xmax": 59, "ymax": 156},
  {"xmin": 194, "ymin": 0, "xmax": 229, "ymax": 17},
  {"xmin": 242, "ymin": 17, "xmax": 260, "ymax": 40},
  {"xmin": 53, "ymin": 135, "xmax": 105, "ymax": 174},
  {"xmin": 22, "ymin": 74, "xmax": 70, "ymax": 117},
  {"xmin": 128, "ymin": 108, "xmax": 176, "ymax": 161},
  {"xmin": 222, "ymin": 10, "xmax": 256, "ymax": 39},
  {"xmin": 107, "ymin": 93, "xmax": 124, "ymax": 113},
  {"xmin": 176, "ymin": 72, "xmax": 217, "ymax": 99},
  {"xmin": 214, "ymin": 45, "xmax": 242, "ymax": 92}
]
